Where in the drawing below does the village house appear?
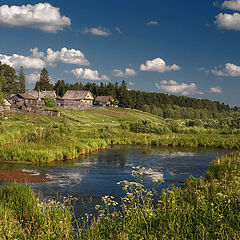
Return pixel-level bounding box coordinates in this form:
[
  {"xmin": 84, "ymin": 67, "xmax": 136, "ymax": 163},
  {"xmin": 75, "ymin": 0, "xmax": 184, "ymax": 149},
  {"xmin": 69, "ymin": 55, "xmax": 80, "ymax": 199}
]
[
  {"xmin": 58, "ymin": 90, "xmax": 94, "ymax": 110},
  {"xmin": 0, "ymin": 100, "xmax": 11, "ymax": 112},
  {"xmin": 8, "ymin": 93, "xmax": 39, "ymax": 111},
  {"xmin": 94, "ymin": 96, "xmax": 114, "ymax": 106}
]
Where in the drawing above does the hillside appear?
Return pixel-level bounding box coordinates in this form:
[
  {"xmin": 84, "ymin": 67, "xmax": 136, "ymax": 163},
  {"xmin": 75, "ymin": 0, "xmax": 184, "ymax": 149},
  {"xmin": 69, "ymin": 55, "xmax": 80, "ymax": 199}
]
[{"xmin": 1, "ymin": 107, "xmax": 240, "ymax": 163}]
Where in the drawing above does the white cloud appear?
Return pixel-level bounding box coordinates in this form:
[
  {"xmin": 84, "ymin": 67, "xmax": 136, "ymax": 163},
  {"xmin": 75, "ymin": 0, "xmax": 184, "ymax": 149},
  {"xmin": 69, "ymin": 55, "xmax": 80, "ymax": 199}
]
[
  {"xmin": 84, "ymin": 27, "xmax": 111, "ymax": 36},
  {"xmin": 129, "ymin": 82, "xmax": 135, "ymax": 86},
  {"xmin": 115, "ymin": 26, "xmax": 122, "ymax": 34},
  {"xmin": 215, "ymin": 12, "xmax": 240, "ymax": 30},
  {"xmin": 222, "ymin": 0, "xmax": 240, "ymax": 10},
  {"xmin": 71, "ymin": 68, "xmax": 109, "ymax": 81},
  {"xmin": 30, "ymin": 47, "xmax": 44, "ymax": 58},
  {"xmin": 211, "ymin": 63, "xmax": 240, "ymax": 76},
  {"xmin": 0, "ymin": 53, "xmax": 45, "ymax": 69},
  {"xmin": 45, "ymin": 48, "xmax": 90, "ymax": 66},
  {"xmin": 147, "ymin": 21, "xmax": 159, "ymax": 25},
  {"xmin": 0, "ymin": 47, "xmax": 90, "ymax": 70},
  {"xmin": 0, "ymin": 3, "xmax": 71, "ymax": 33},
  {"xmin": 113, "ymin": 68, "xmax": 137, "ymax": 77},
  {"xmin": 209, "ymin": 87, "xmax": 222, "ymax": 93},
  {"xmin": 140, "ymin": 58, "xmax": 180, "ymax": 73},
  {"xmin": 156, "ymin": 80, "xmax": 203, "ymax": 95},
  {"xmin": 25, "ymin": 72, "xmax": 40, "ymax": 84}
]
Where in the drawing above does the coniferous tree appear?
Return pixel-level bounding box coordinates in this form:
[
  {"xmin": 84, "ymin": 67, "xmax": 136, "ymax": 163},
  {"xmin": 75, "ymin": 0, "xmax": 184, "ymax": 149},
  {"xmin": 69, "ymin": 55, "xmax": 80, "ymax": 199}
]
[
  {"xmin": 34, "ymin": 68, "xmax": 54, "ymax": 91},
  {"xmin": 0, "ymin": 70, "xmax": 4, "ymax": 104},
  {"xmin": 54, "ymin": 80, "xmax": 66, "ymax": 97},
  {"xmin": 0, "ymin": 62, "xmax": 18, "ymax": 95},
  {"xmin": 19, "ymin": 66, "xmax": 26, "ymax": 93}
]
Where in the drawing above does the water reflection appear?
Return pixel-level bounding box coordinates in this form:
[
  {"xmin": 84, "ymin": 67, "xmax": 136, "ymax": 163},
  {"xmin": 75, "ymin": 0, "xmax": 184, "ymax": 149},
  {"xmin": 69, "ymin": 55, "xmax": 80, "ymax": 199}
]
[{"xmin": 0, "ymin": 145, "xmax": 231, "ymax": 216}]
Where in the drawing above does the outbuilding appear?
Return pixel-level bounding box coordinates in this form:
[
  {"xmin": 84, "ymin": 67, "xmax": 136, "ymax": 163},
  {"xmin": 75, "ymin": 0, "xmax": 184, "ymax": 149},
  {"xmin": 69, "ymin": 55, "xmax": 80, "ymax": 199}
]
[
  {"xmin": 59, "ymin": 90, "xmax": 94, "ymax": 110},
  {"xmin": 94, "ymin": 96, "xmax": 114, "ymax": 106}
]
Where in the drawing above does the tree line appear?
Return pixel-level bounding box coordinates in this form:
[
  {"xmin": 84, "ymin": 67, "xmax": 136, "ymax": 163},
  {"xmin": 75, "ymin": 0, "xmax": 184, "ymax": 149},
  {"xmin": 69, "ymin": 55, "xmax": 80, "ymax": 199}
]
[
  {"xmin": 0, "ymin": 63, "xmax": 232, "ymax": 120},
  {"xmin": 54, "ymin": 79, "xmax": 230, "ymax": 119}
]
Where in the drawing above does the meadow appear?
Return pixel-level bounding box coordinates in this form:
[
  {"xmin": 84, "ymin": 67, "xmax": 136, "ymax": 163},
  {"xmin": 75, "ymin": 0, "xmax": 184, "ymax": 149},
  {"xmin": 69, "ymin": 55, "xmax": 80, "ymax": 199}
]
[{"xmin": 0, "ymin": 107, "xmax": 240, "ymax": 163}]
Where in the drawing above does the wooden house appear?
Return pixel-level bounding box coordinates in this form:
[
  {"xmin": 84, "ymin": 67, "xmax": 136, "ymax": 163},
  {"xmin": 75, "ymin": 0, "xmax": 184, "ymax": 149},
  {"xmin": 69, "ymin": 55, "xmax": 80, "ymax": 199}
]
[
  {"xmin": 94, "ymin": 96, "xmax": 114, "ymax": 106},
  {"xmin": 8, "ymin": 93, "xmax": 38, "ymax": 111},
  {"xmin": 59, "ymin": 90, "xmax": 94, "ymax": 110},
  {"xmin": 0, "ymin": 100, "xmax": 11, "ymax": 112}
]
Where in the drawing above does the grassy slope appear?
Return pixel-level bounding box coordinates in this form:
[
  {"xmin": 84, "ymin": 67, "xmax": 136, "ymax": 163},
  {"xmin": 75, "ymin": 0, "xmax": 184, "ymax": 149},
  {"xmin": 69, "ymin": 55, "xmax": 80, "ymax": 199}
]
[{"xmin": 0, "ymin": 107, "xmax": 240, "ymax": 163}]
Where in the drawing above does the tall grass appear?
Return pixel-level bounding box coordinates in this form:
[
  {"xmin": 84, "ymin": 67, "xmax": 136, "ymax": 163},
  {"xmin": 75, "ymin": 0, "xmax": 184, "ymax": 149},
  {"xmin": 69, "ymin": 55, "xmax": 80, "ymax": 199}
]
[{"xmin": 0, "ymin": 184, "xmax": 73, "ymax": 239}]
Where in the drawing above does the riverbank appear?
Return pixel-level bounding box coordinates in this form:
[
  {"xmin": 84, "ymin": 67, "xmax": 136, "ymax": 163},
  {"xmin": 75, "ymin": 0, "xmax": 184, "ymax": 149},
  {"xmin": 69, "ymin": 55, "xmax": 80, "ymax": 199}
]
[
  {"xmin": 0, "ymin": 108, "xmax": 240, "ymax": 163},
  {"xmin": 0, "ymin": 148, "xmax": 239, "ymax": 239}
]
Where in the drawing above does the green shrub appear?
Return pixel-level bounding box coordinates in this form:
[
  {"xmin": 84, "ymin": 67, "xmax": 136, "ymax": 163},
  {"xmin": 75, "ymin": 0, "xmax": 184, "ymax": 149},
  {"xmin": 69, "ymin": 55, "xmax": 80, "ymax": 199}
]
[
  {"xmin": 44, "ymin": 95, "xmax": 56, "ymax": 107},
  {"xmin": 129, "ymin": 119, "xmax": 170, "ymax": 134}
]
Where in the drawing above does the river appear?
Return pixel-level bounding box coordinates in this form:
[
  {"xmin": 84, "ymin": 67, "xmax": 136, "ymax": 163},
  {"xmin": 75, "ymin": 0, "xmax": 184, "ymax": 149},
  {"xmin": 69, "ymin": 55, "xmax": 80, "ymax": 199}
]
[{"xmin": 0, "ymin": 145, "xmax": 231, "ymax": 217}]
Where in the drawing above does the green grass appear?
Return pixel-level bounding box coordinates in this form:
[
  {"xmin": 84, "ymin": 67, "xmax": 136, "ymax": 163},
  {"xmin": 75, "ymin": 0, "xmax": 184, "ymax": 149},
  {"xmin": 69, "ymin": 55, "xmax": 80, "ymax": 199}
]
[
  {"xmin": 0, "ymin": 184, "xmax": 73, "ymax": 239},
  {"xmin": 0, "ymin": 107, "xmax": 240, "ymax": 163}
]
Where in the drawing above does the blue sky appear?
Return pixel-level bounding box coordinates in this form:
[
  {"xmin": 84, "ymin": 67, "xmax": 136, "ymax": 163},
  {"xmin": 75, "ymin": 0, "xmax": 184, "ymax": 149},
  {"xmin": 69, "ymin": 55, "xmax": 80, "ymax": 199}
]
[{"xmin": 0, "ymin": 0, "xmax": 240, "ymax": 106}]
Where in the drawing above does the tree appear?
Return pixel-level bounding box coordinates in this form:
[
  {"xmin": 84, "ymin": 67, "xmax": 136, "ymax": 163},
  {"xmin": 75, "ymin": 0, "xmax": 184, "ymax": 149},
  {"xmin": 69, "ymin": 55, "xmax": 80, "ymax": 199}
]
[
  {"xmin": 54, "ymin": 80, "xmax": 66, "ymax": 97},
  {"xmin": 19, "ymin": 66, "xmax": 26, "ymax": 93},
  {"xmin": 117, "ymin": 80, "xmax": 131, "ymax": 107},
  {"xmin": 0, "ymin": 70, "xmax": 4, "ymax": 105},
  {"xmin": 0, "ymin": 62, "xmax": 18, "ymax": 95},
  {"xmin": 34, "ymin": 68, "xmax": 54, "ymax": 91}
]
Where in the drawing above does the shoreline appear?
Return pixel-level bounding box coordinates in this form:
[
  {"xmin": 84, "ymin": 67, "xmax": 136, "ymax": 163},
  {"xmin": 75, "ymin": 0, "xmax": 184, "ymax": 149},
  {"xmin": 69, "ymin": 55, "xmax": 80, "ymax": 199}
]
[{"xmin": 0, "ymin": 141, "xmax": 235, "ymax": 165}]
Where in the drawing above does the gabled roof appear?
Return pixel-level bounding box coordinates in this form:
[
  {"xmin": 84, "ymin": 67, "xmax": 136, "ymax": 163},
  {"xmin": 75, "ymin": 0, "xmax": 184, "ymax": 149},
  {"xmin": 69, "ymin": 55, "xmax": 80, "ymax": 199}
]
[
  {"xmin": 95, "ymin": 96, "xmax": 114, "ymax": 102},
  {"xmin": 62, "ymin": 90, "xmax": 94, "ymax": 100},
  {"xmin": 25, "ymin": 90, "xmax": 57, "ymax": 99},
  {"xmin": 3, "ymin": 99, "xmax": 11, "ymax": 106},
  {"xmin": 10, "ymin": 93, "xmax": 37, "ymax": 100}
]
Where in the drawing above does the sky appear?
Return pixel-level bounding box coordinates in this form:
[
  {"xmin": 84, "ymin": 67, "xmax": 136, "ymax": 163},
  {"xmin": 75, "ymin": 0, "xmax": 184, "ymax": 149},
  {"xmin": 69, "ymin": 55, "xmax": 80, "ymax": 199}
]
[{"xmin": 0, "ymin": 0, "xmax": 240, "ymax": 106}]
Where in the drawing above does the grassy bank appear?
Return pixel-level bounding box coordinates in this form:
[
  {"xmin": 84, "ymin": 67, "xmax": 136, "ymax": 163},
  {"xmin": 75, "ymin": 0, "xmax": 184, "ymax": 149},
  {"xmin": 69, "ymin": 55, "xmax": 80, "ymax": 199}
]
[
  {"xmin": 1, "ymin": 150, "xmax": 239, "ymax": 239},
  {"xmin": 0, "ymin": 108, "xmax": 240, "ymax": 163}
]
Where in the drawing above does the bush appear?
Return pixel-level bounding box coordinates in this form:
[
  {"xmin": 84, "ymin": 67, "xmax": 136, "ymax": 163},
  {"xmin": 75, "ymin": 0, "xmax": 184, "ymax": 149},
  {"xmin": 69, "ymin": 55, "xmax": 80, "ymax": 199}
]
[
  {"xmin": 44, "ymin": 95, "xmax": 56, "ymax": 107},
  {"xmin": 129, "ymin": 119, "xmax": 170, "ymax": 134}
]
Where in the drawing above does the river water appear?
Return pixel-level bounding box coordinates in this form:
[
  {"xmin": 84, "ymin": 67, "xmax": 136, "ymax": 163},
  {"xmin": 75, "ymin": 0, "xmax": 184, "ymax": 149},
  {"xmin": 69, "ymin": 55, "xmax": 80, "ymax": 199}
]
[{"xmin": 0, "ymin": 145, "xmax": 231, "ymax": 216}]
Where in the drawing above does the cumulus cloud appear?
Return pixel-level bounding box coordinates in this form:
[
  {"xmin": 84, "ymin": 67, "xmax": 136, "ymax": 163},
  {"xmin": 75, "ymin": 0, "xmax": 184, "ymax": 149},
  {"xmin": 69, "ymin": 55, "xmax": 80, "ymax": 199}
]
[
  {"xmin": 113, "ymin": 68, "xmax": 136, "ymax": 77},
  {"xmin": 45, "ymin": 48, "xmax": 89, "ymax": 66},
  {"xmin": 84, "ymin": 27, "xmax": 111, "ymax": 36},
  {"xmin": 215, "ymin": 12, "xmax": 240, "ymax": 30},
  {"xmin": 30, "ymin": 47, "xmax": 44, "ymax": 58},
  {"xmin": 211, "ymin": 63, "xmax": 240, "ymax": 76},
  {"xmin": 25, "ymin": 72, "xmax": 40, "ymax": 84},
  {"xmin": 0, "ymin": 3, "xmax": 71, "ymax": 33},
  {"xmin": 0, "ymin": 53, "xmax": 45, "ymax": 69},
  {"xmin": 155, "ymin": 80, "xmax": 203, "ymax": 95},
  {"xmin": 222, "ymin": 0, "xmax": 240, "ymax": 10},
  {"xmin": 147, "ymin": 21, "xmax": 159, "ymax": 25},
  {"xmin": 71, "ymin": 68, "xmax": 109, "ymax": 81},
  {"xmin": 209, "ymin": 87, "xmax": 222, "ymax": 93},
  {"xmin": 129, "ymin": 82, "xmax": 135, "ymax": 86},
  {"xmin": 0, "ymin": 47, "xmax": 90, "ymax": 70},
  {"xmin": 140, "ymin": 58, "xmax": 180, "ymax": 73}
]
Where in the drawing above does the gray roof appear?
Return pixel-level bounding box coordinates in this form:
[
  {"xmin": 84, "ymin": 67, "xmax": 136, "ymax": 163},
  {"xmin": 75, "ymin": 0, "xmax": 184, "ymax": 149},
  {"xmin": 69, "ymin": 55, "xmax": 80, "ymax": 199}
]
[
  {"xmin": 25, "ymin": 90, "xmax": 57, "ymax": 99},
  {"xmin": 95, "ymin": 96, "xmax": 114, "ymax": 102},
  {"xmin": 62, "ymin": 90, "xmax": 93, "ymax": 100},
  {"xmin": 14, "ymin": 93, "xmax": 37, "ymax": 100}
]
